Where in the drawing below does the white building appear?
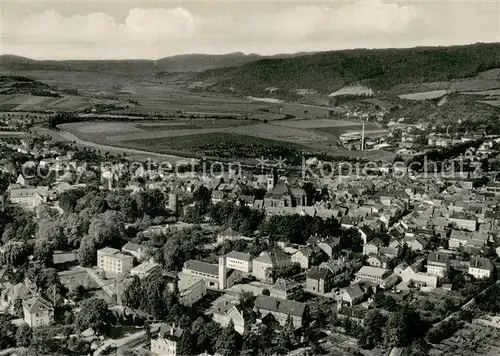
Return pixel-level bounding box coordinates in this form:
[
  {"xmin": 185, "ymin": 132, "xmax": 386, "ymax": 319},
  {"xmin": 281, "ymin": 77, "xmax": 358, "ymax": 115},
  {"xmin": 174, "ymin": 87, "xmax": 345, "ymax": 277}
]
[
  {"xmin": 212, "ymin": 299, "xmax": 247, "ymax": 335},
  {"xmin": 97, "ymin": 247, "xmax": 134, "ymax": 275},
  {"xmin": 9, "ymin": 186, "xmax": 49, "ymax": 210},
  {"xmin": 354, "ymin": 266, "xmax": 390, "ymax": 285},
  {"xmin": 426, "ymin": 252, "xmax": 450, "ymax": 278},
  {"xmin": 151, "ymin": 324, "xmax": 184, "ymax": 356},
  {"xmin": 181, "ymin": 257, "xmax": 241, "ymax": 291},
  {"xmin": 23, "ymin": 296, "xmax": 53, "ymax": 328},
  {"xmin": 225, "ymin": 251, "xmax": 252, "ymax": 273},
  {"xmin": 468, "ymin": 257, "xmax": 494, "ymax": 279},
  {"xmin": 130, "ymin": 260, "xmax": 160, "ymax": 279}
]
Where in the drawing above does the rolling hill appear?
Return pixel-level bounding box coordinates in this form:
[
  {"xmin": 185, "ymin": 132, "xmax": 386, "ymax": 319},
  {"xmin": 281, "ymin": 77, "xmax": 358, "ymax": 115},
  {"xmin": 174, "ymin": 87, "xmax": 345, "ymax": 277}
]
[{"xmin": 194, "ymin": 43, "xmax": 500, "ymax": 96}]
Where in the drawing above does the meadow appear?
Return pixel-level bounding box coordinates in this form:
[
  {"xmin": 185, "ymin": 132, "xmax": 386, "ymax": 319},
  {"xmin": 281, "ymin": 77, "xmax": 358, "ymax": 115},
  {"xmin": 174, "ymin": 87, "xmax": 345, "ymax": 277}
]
[
  {"xmin": 123, "ymin": 132, "xmax": 309, "ymax": 162},
  {"xmin": 57, "ymin": 116, "xmax": 383, "ymax": 162}
]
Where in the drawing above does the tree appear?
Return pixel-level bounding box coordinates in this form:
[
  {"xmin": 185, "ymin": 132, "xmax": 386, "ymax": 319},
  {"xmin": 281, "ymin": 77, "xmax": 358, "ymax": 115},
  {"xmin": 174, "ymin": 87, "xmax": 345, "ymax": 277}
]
[
  {"xmin": 215, "ymin": 320, "xmax": 239, "ymax": 356},
  {"xmin": 15, "ymin": 323, "xmax": 32, "ymax": 347},
  {"xmin": 88, "ymin": 210, "xmax": 125, "ymax": 248},
  {"xmin": 77, "ymin": 235, "xmax": 96, "ymax": 267},
  {"xmin": 33, "ymin": 241, "xmax": 55, "ymax": 267},
  {"xmin": 13, "ymin": 298, "xmax": 23, "ymax": 318},
  {"xmin": 195, "ymin": 321, "xmax": 222, "ymax": 355},
  {"xmin": 281, "ymin": 315, "xmax": 296, "ymax": 349},
  {"xmin": 75, "ymin": 298, "xmax": 112, "ymax": 336},
  {"xmin": 139, "ymin": 272, "xmax": 170, "ymax": 320},
  {"xmin": 0, "ymin": 241, "xmax": 31, "ymax": 268},
  {"xmin": 123, "ymin": 276, "xmax": 143, "ymax": 309},
  {"xmin": 360, "ymin": 309, "xmax": 387, "ymax": 349},
  {"xmin": 385, "ymin": 308, "xmax": 424, "ymax": 348},
  {"xmin": 0, "ymin": 314, "xmax": 15, "ymax": 349},
  {"xmin": 62, "ymin": 213, "xmax": 90, "ymax": 248},
  {"xmin": 177, "ymin": 330, "xmax": 194, "ymax": 355}
]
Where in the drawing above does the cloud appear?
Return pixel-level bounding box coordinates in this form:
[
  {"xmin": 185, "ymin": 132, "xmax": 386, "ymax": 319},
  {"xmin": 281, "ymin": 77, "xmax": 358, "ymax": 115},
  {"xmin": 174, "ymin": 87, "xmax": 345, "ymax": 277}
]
[
  {"xmin": 267, "ymin": 2, "xmax": 417, "ymax": 38},
  {"xmin": 1, "ymin": 1, "xmax": 497, "ymax": 59},
  {"xmin": 3, "ymin": 7, "xmax": 195, "ymax": 45}
]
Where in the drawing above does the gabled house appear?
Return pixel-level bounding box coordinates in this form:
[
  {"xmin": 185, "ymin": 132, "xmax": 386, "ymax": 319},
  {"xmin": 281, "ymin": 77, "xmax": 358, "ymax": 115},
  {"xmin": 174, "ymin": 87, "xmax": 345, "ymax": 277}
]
[
  {"xmin": 363, "ymin": 237, "xmax": 383, "ymax": 256},
  {"xmin": 0, "ymin": 282, "xmax": 32, "ymax": 313},
  {"xmin": 306, "ymin": 267, "xmax": 333, "ymax": 295},
  {"xmin": 121, "ymin": 242, "xmax": 148, "ymax": 261},
  {"xmin": 212, "ymin": 300, "xmax": 248, "ymax": 335},
  {"xmin": 316, "ymin": 238, "xmax": 341, "ymax": 259},
  {"xmin": 252, "ymin": 249, "xmax": 290, "ymax": 283},
  {"xmin": 151, "ymin": 324, "xmax": 185, "ymax": 356},
  {"xmin": 254, "ymin": 295, "xmax": 307, "ymax": 329},
  {"xmin": 367, "ymin": 254, "xmax": 388, "ymax": 269},
  {"xmin": 426, "ymin": 252, "xmax": 450, "ymax": 278},
  {"xmin": 216, "ymin": 228, "xmax": 245, "ymax": 245},
  {"xmin": 403, "ymin": 235, "xmax": 428, "ymax": 251},
  {"xmin": 270, "ymin": 278, "xmax": 301, "ymax": 300},
  {"xmin": 358, "ymin": 226, "xmax": 374, "ymax": 245},
  {"xmin": 337, "ymin": 283, "xmax": 370, "ymax": 307},
  {"xmin": 468, "ymin": 257, "xmax": 494, "ymax": 279},
  {"xmin": 23, "ymin": 296, "xmax": 53, "ymax": 328},
  {"xmin": 291, "ymin": 246, "xmax": 325, "ymax": 269}
]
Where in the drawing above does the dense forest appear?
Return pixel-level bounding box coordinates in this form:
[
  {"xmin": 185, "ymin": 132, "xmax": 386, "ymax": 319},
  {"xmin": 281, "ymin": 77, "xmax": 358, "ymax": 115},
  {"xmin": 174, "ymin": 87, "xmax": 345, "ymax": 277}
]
[{"xmin": 196, "ymin": 43, "xmax": 500, "ymax": 95}]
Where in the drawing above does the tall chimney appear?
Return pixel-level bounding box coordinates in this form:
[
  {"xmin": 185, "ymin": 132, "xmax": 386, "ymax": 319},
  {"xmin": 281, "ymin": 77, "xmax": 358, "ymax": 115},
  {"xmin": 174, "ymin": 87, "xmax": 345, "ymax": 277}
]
[
  {"xmin": 361, "ymin": 122, "xmax": 365, "ymax": 150},
  {"xmin": 219, "ymin": 257, "xmax": 227, "ymax": 290}
]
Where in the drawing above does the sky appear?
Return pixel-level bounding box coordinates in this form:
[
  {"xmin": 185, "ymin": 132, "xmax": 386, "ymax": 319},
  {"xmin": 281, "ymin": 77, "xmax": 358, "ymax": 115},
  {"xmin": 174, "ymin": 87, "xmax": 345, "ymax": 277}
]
[{"xmin": 1, "ymin": 0, "xmax": 499, "ymax": 60}]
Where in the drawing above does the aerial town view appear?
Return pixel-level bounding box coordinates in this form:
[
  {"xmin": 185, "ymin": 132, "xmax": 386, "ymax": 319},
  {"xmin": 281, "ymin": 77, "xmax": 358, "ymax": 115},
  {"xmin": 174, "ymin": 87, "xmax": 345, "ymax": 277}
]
[{"xmin": 0, "ymin": 1, "xmax": 499, "ymax": 356}]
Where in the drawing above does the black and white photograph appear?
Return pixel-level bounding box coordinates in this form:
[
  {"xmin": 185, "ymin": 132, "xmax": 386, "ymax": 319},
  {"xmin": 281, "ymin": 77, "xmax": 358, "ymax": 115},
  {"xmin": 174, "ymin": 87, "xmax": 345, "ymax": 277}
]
[{"xmin": 0, "ymin": 0, "xmax": 499, "ymax": 355}]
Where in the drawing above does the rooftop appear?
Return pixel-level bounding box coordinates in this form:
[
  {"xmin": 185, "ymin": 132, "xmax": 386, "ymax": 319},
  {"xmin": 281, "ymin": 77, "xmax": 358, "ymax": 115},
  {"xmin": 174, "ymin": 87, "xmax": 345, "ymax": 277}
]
[
  {"xmin": 183, "ymin": 260, "xmax": 219, "ymax": 276},
  {"xmin": 255, "ymin": 295, "xmax": 306, "ymax": 317},
  {"xmin": 226, "ymin": 250, "xmax": 252, "ymax": 262}
]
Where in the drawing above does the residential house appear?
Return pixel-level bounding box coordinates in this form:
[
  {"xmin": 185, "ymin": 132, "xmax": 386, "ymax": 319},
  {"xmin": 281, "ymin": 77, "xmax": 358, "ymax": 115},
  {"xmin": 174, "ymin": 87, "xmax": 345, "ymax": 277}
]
[
  {"xmin": 316, "ymin": 238, "xmax": 341, "ymax": 259},
  {"xmin": 0, "ymin": 282, "xmax": 31, "ymax": 313},
  {"xmin": 468, "ymin": 257, "xmax": 494, "ymax": 279},
  {"xmin": 305, "ymin": 267, "xmax": 333, "ymax": 295},
  {"xmin": 449, "ymin": 212, "xmax": 477, "ymax": 231},
  {"xmin": 216, "ymin": 228, "xmax": 246, "ymax": 245},
  {"xmin": 239, "ymin": 195, "xmax": 255, "ymax": 207},
  {"xmin": 171, "ymin": 274, "xmax": 207, "ymax": 307},
  {"xmin": 151, "ymin": 324, "xmax": 185, "ymax": 356},
  {"xmin": 254, "ymin": 295, "xmax": 307, "ymax": 329},
  {"xmin": 336, "ymin": 307, "xmax": 367, "ymax": 326},
  {"xmin": 211, "ymin": 190, "xmax": 225, "ymax": 204},
  {"xmin": 358, "ymin": 226, "xmax": 374, "ymax": 245},
  {"xmin": 252, "ymin": 249, "xmax": 290, "ymax": 283},
  {"xmin": 337, "ymin": 283, "xmax": 370, "ymax": 307},
  {"xmin": 291, "ymin": 246, "xmax": 325, "ymax": 269},
  {"xmin": 212, "ymin": 300, "xmax": 248, "ymax": 335},
  {"xmin": 270, "ymin": 279, "xmax": 301, "ymax": 300},
  {"xmin": 403, "ymin": 235, "xmax": 428, "ymax": 251},
  {"xmin": 363, "ymin": 238, "xmax": 383, "ymax": 256},
  {"xmin": 448, "ymin": 230, "xmax": 487, "ymax": 251},
  {"xmin": 9, "ymin": 186, "xmax": 49, "ymax": 210},
  {"xmin": 398, "ymin": 259, "xmax": 438, "ymax": 289},
  {"xmin": 366, "ymin": 254, "xmax": 389, "ymax": 269},
  {"xmin": 121, "ymin": 242, "xmax": 150, "ymax": 261},
  {"xmin": 426, "ymin": 252, "xmax": 450, "ymax": 278},
  {"xmin": 97, "ymin": 247, "xmax": 134, "ymax": 275},
  {"xmin": 23, "ymin": 296, "xmax": 53, "ymax": 328}
]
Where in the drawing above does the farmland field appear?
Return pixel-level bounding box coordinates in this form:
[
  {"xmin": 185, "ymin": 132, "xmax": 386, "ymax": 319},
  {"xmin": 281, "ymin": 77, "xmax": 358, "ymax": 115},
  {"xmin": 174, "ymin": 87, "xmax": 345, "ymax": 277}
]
[
  {"xmin": 55, "ymin": 115, "xmax": 393, "ymax": 162},
  {"xmin": 123, "ymin": 132, "xmax": 309, "ymax": 161}
]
